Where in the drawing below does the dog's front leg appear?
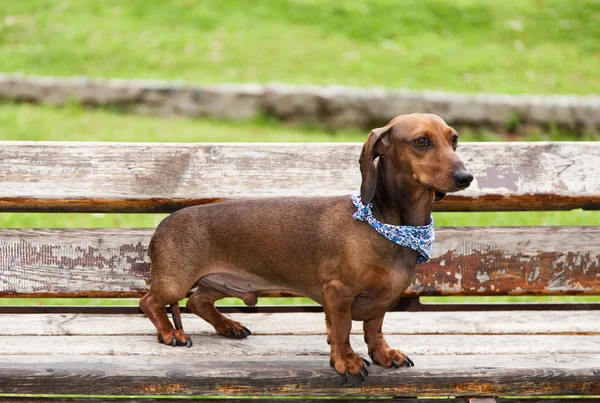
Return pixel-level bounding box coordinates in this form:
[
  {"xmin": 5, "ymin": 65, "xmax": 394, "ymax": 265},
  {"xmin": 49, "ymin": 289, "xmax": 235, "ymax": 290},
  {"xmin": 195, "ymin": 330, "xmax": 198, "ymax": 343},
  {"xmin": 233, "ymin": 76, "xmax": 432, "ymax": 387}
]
[
  {"xmin": 322, "ymin": 280, "xmax": 369, "ymax": 382},
  {"xmin": 363, "ymin": 314, "xmax": 414, "ymax": 368}
]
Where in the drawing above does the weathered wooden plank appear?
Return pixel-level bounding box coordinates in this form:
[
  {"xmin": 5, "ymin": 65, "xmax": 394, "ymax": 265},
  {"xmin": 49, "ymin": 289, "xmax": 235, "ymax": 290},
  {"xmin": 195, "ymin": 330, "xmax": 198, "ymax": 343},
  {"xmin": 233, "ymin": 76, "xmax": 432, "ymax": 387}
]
[
  {"xmin": 0, "ymin": 399, "xmax": 478, "ymax": 403},
  {"xmin": 0, "ymin": 142, "xmax": 598, "ymax": 213},
  {"xmin": 1, "ymin": 312, "xmax": 597, "ymax": 336},
  {"xmin": 0, "ymin": 399, "xmax": 485, "ymax": 403},
  {"xmin": 0, "ymin": 398, "xmax": 593, "ymax": 403},
  {"xmin": 1, "ymin": 227, "xmax": 598, "ymax": 297},
  {"xmin": 0, "ymin": 354, "xmax": 597, "ymax": 396},
  {"xmin": 2, "ymin": 334, "xmax": 599, "ymax": 356},
  {"xmin": 0, "ymin": 400, "xmax": 590, "ymax": 403}
]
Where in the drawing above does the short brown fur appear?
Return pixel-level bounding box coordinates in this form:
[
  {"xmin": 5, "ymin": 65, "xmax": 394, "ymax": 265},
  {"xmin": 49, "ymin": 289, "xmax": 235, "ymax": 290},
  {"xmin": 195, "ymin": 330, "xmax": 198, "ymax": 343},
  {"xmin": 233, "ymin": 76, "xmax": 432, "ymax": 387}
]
[{"xmin": 139, "ymin": 113, "xmax": 472, "ymax": 380}]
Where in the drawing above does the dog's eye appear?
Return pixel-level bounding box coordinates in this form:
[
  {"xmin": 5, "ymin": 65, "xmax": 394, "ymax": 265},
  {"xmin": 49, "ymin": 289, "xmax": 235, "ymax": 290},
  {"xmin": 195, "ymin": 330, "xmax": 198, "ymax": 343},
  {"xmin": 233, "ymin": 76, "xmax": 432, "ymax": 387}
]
[
  {"xmin": 413, "ymin": 137, "xmax": 430, "ymax": 149},
  {"xmin": 451, "ymin": 135, "xmax": 458, "ymax": 150}
]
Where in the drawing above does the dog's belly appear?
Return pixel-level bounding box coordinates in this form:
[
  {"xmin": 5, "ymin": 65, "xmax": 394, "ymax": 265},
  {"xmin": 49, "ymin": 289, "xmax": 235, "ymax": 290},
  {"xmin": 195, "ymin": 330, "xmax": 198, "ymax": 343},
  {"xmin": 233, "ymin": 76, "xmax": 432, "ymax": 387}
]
[{"xmin": 197, "ymin": 273, "xmax": 295, "ymax": 306}]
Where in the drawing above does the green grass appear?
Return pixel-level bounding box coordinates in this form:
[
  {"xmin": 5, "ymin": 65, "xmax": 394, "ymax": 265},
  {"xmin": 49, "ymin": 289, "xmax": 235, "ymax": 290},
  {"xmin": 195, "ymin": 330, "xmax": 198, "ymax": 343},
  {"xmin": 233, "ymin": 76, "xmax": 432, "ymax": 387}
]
[
  {"xmin": 0, "ymin": 103, "xmax": 367, "ymax": 143},
  {"xmin": 3, "ymin": 295, "xmax": 599, "ymax": 307},
  {"xmin": 4, "ymin": 102, "xmax": 597, "ymax": 143},
  {"xmin": 3, "ymin": 210, "xmax": 600, "ymax": 229},
  {"xmin": 1, "ymin": 0, "xmax": 599, "ymax": 94}
]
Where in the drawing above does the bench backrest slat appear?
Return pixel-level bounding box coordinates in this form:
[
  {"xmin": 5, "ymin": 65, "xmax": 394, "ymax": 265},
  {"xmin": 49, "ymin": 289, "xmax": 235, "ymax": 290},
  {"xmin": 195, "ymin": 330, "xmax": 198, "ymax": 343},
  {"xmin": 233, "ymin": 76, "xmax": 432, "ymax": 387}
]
[
  {"xmin": 1, "ymin": 142, "xmax": 599, "ymax": 213},
  {"xmin": 1, "ymin": 226, "xmax": 598, "ymax": 297}
]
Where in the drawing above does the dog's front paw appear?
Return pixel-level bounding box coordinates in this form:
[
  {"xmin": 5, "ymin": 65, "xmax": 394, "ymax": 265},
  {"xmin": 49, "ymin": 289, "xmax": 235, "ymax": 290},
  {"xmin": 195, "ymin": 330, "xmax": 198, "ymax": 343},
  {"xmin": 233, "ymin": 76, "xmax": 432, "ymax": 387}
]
[
  {"xmin": 369, "ymin": 346, "xmax": 414, "ymax": 368},
  {"xmin": 330, "ymin": 346, "xmax": 370, "ymax": 383},
  {"xmin": 158, "ymin": 329, "xmax": 192, "ymax": 347}
]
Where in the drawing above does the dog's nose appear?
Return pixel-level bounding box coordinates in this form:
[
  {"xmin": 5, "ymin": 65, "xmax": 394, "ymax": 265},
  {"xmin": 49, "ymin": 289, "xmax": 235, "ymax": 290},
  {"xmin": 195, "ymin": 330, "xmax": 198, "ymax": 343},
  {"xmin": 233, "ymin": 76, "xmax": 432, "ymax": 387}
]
[{"xmin": 453, "ymin": 170, "xmax": 474, "ymax": 189}]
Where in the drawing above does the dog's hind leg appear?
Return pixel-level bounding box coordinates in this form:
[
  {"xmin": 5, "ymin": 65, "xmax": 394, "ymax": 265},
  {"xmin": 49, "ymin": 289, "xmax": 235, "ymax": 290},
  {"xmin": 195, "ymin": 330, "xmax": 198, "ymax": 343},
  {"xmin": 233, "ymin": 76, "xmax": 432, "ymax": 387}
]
[
  {"xmin": 139, "ymin": 282, "xmax": 192, "ymax": 347},
  {"xmin": 186, "ymin": 284, "xmax": 252, "ymax": 339}
]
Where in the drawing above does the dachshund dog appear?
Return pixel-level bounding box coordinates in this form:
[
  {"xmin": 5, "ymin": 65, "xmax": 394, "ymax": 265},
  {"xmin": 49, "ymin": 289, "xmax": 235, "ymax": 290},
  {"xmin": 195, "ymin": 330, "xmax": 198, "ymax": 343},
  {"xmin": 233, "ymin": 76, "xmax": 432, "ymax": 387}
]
[{"xmin": 140, "ymin": 113, "xmax": 473, "ymax": 381}]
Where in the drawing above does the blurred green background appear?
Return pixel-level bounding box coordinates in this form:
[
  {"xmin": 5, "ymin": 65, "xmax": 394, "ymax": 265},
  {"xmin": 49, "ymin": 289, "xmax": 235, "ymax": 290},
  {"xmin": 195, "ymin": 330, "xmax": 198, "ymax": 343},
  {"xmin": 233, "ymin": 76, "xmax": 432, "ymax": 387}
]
[
  {"xmin": 0, "ymin": 0, "xmax": 598, "ymax": 305},
  {"xmin": 2, "ymin": 0, "xmax": 599, "ymax": 93}
]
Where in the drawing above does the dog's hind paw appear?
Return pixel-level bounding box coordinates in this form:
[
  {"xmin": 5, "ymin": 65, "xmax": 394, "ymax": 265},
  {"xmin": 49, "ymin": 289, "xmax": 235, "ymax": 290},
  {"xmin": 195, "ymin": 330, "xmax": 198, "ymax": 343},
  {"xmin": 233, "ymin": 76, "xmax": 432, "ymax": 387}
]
[
  {"xmin": 216, "ymin": 320, "xmax": 252, "ymax": 339},
  {"xmin": 157, "ymin": 330, "xmax": 192, "ymax": 348}
]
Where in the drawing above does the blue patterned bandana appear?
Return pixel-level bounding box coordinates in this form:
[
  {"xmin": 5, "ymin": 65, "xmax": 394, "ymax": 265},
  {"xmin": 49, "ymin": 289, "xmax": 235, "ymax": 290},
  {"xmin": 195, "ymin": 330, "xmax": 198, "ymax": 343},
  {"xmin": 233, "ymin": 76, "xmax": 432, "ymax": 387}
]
[{"xmin": 351, "ymin": 193, "xmax": 435, "ymax": 264}]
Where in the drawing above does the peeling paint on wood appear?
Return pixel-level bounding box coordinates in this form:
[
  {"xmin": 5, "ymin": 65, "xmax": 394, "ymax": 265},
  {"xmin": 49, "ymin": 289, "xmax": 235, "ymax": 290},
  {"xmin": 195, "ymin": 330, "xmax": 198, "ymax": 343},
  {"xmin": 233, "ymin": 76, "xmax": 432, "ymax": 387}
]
[
  {"xmin": 0, "ymin": 142, "xmax": 598, "ymax": 212},
  {"xmin": 0, "ymin": 227, "xmax": 598, "ymax": 297},
  {"xmin": 412, "ymin": 227, "xmax": 600, "ymax": 296}
]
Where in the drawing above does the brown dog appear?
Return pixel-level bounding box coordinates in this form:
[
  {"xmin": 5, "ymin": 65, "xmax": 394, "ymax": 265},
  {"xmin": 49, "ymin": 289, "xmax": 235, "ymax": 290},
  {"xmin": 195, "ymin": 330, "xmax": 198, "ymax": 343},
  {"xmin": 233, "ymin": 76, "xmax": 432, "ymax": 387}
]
[{"xmin": 140, "ymin": 113, "xmax": 473, "ymax": 381}]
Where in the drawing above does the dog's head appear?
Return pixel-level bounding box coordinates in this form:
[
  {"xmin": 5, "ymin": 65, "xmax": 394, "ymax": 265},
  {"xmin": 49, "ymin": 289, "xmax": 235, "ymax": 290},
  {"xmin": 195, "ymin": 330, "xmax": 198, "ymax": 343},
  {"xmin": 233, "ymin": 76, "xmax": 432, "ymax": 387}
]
[{"xmin": 359, "ymin": 113, "xmax": 473, "ymax": 204}]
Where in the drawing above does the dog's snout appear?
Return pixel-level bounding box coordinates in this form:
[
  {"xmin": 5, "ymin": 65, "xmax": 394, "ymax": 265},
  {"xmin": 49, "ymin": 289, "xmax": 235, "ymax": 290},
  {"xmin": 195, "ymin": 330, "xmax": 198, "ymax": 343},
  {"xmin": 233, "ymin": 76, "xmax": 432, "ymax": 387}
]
[{"xmin": 453, "ymin": 170, "xmax": 474, "ymax": 189}]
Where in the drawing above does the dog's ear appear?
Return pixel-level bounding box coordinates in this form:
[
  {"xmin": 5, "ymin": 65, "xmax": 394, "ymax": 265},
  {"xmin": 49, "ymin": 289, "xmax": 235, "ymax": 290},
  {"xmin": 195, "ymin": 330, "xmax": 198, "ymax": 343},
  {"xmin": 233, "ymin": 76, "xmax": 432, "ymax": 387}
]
[{"xmin": 359, "ymin": 126, "xmax": 391, "ymax": 205}]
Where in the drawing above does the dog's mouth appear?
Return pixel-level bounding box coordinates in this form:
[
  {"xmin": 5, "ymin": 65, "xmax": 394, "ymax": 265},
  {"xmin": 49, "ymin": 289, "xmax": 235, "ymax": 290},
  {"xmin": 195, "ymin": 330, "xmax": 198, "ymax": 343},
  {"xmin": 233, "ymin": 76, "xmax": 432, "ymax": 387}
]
[{"xmin": 434, "ymin": 191, "xmax": 446, "ymax": 201}]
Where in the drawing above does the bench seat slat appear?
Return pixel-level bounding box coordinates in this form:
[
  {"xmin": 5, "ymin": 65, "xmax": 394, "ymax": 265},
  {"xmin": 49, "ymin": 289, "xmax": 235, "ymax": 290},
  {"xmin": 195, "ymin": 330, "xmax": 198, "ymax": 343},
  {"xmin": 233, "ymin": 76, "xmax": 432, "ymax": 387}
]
[
  {"xmin": 1, "ymin": 226, "xmax": 598, "ymax": 297},
  {"xmin": 1, "ymin": 312, "xmax": 597, "ymax": 336},
  {"xmin": 0, "ymin": 354, "xmax": 597, "ymax": 396},
  {"xmin": 2, "ymin": 334, "xmax": 599, "ymax": 356},
  {"xmin": 0, "ymin": 142, "xmax": 598, "ymax": 213},
  {"xmin": 0, "ymin": 399, "xmax": 591, "ymax": 403}
]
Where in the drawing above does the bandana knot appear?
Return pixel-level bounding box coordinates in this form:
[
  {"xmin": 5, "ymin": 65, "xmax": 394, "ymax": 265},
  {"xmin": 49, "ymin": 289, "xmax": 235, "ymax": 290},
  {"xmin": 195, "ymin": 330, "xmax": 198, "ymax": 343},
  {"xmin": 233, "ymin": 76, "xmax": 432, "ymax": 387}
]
[{"xmin": 351, "ymin": 193, "xmax": 435, "ymax": 264}]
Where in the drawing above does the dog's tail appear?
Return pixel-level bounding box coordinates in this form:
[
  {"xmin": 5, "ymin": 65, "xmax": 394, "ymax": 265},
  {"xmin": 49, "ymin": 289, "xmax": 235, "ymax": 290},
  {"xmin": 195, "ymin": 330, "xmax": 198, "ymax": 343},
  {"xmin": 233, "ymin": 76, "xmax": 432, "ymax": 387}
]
[{"xmin": 170, "ymin": 303, "xmax": 183, "ymax": 330}]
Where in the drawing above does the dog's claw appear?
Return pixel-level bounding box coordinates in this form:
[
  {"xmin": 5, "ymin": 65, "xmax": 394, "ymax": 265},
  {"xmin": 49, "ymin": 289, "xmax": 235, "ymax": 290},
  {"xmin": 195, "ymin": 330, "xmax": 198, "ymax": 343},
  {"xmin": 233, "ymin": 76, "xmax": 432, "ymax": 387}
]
[
  {"xmin": 243, "ymin": 327, "xmax": 252, "ymax": 335},
  {"xmin": 369, "ymin": 350, "xmax": 375, "ymax": 360},
  {"xmin": 362, "ymin": 366, "xmax": 369, "ymax": 377},
  {"xmin": 359, "ymin": 371, "xmax": 365, "ymax": 382},
  {"xmin": 363, "ymin": 358, "xmax": 371, "ymax": 366},
  {"xmin": 230, "ymin": 329, "xmax": 237, "ymax": 338},
  {"xmin": 342, "ymin": 372, "xmax": 349, "ymax": 384},
  {"xmin": 169, "ymin": 338, "xmax": 177, "ymax": 347},
  {"xmin": 391, "ymin": 359, "xmax": 400, "ymax": 368},
  {"xmin": 405, "ymin": 357, "xmax": 414, "ymax": 367}
]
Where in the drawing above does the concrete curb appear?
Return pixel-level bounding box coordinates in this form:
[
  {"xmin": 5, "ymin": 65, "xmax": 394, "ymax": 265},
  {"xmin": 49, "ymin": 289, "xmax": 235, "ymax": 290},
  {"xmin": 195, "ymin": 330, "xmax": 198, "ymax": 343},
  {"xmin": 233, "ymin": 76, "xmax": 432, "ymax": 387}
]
[{"xmin": 1, "ymin": 73, "xmax": 598, "ymax": 132}]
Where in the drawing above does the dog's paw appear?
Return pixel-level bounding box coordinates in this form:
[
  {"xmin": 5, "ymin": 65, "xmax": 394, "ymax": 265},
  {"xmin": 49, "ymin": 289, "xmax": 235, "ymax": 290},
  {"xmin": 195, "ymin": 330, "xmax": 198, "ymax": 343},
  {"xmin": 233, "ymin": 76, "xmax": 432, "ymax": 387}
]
[
  {"xmin": 158, "ymin": 329, "xmax": 193, "ymax": 347},
  {"xmin": 330, "ymin": 352, "xmax": 370, "ymax": 383},
  {"xmin": 369, "ymin": 347, "xmax": 414, "ymax": 368},
  {"xmin": 216, "ymin": 320, "xmax": 252, "ymax": 339}
]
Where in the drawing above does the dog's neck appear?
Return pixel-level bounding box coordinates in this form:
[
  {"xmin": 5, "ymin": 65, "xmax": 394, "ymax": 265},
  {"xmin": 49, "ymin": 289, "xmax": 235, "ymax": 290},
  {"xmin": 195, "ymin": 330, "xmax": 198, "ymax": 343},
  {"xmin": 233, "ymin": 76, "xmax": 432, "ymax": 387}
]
[{"xmin": 370, "ymin": 160, "xmax": 435, "ymax": 227}]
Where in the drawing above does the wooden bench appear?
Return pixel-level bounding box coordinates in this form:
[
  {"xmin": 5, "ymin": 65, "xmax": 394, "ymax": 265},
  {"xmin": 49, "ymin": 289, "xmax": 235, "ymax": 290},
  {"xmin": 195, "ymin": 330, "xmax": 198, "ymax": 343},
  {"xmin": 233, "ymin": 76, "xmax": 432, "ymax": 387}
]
[{"xmin": 0, "ymin": 141, "xmax": 598, "ymax": 402}]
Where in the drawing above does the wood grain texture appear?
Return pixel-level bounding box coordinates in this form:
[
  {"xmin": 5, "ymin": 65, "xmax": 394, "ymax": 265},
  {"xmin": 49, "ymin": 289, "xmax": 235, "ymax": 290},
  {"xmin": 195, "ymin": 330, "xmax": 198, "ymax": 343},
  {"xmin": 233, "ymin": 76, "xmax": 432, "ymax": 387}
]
[
  {"xmin": 1, "ymin": 226, "xmax": 598, "ymax": 297},
  {"xmin": 0, "ymin": 396, "xmax": 597, "ymax": 403},
  {"xmin": 0, "ymin": 354, "xmax": 597, "ymax": 396},
  {"xmin": 0, "ymin": 399, "xmax": 594, "ymax": 403},
  {"xmin": 0, "ymin": 399, "xmax": 497, "ymax": 403},
  {"xmin": 0, "ymin": 142, "xmax": 598, "ymax": 213},
  {"xmin": 0, "ymin": 399, "xmax": 480, "ymax": 403},
  {"xmin": 2, "ymin": 334, "xmax": 599, "ymax": 356},
  {"xmin": 1, "ymin": 312, "xmax": 597, "ymax": 336}
]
